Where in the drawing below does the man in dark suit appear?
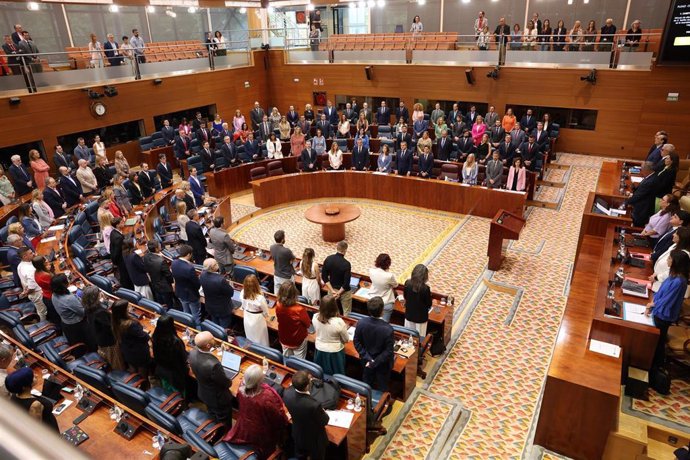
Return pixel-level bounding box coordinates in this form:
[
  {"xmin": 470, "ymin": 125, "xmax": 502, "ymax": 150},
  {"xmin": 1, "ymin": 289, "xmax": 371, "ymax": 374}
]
[
  {"xmin": 53, "ymin": 145, "xmax": 71, "ymax": 172},
  {"xmin": 11, "ymin": 25, "xmax": 23, "ymax": 46},
  {"xmin": 646, "ymin": 131, "xmax": 667, "ymax": 164},
  {"xmin": 174, "ymin": 128, "xmax": 191, "ymax": 161},
  {"xmin": 296, "ymin": 116, "xmax": 311, "ymax": 140},
  {"xmin": 192, "ymin": 112, "xmax": 204, "ymax": 131},
  {"xmin": 395, "ymin": 101, "xmax": 409, "ymax": 124},
  {"xmin": 156, "ymin": 154, "xmax": 173, "ymax": 189},
  {"xmin": 520, "ymin": 109, "xmax": 537, "ymax": 133},
  {"xmin": 138, "ymin": 163, "xmax": 156, "ymax": 198},
  {"xmin": 300, "ymin": 140, "xmax": 319, "ymax": 172},
  {"xmin": 199, "ymin": 141, "xmax": 215, "ymax": 172},
  {"xmin": 344, "ymin": 103, "xmax": 357, "ymax": 123},
  {"xmin": 352, "ymin": 138, "xmax": 370, "ymax": 171},
  {"xmin": 354, "ymin": 297, "xmax": 395, "ymax": 391},
  {"xmin": 161, "ymin": 120, "xmax": 176, "ymax": 145},
  {"xmin": 376, "ymin": 101, "xmax": 391, "ymax": 126},
  {"xmin": 350, "ymin": 98, "xmax": 359, "ymax": 116},
  {"xmin": 488, "ymin": 119, "xmax": 505, "ymax": 148},
  {"xmin": 650, "ymin": 211, "xmax": 690, "ymax": 262},
  {"xmin": 103, "ymin": 34, "xmax": 124, "ymax": 66},
  {"xmin": 316, "ymin": 114, "xmax": 331, "ymax": 139},
  {"xmin": 282, "ymin": 371, "xmax": 329, "ymax": 460},
  {"xmin": 2, "ymin": 35, "xmax": 20, "ymax": 75},
  {"xmin": 396, "ymin": 141, "xmax": 413, "ymax": 176},
  {"xmin": 464, "ymin": 105, "xmax": 478, "ymax": 125},
  {"xmin": 448, "ymin": 103, "xmax": 462, "ymax": 128},
  {"xmin": 57, "ymin": 166, "xmax": 83, "ymax": 207},
  {"xmin": 286, "ymin": 106, "xmax": 299, "ymax": 127},
  {"xmin": 626, "ymin": 163, "xmax": 660, "ymax": 228},
  {"xmin": 199, "ymin": 258, "xmax": 235, "ymax": 328},
  {"xmin": 143, "ymin": 240, "xmax": 174, "ymax": 309},
  {"xmin": 242, "ymin": 133, "xmax": 261, "ymax": 162},
  {"xmin": 126, "ymin": 173, "xmax": 143, "ymax": 205},
  {"xmin": 418, "ymin": 146, "xmax": 434, "ymax": 178},
  {"xmin": 185, "ymin": 211, "xmax": 207, "ymax": 265},
  {"xmin": 532, "ymin": 122, "xmax": 550, "ymax": 154},
  {"xmin": 258, "ymin": 115, "xmax": 273, "ymax": 142},
  {"xmin": 216, "ymin": 122, "xmax": 233, "ymax": 141},
  {"xmin": 8, "ymin": 155, "xmax": 33, "ymax": 197},
  {"xmin": 498, "ymin": 134, "xmax": 517, "ymax": 166},
  {"xmin": 171, "ymin": 245, "xmax": 202, "ymax": 326},
  {"xmin": 188, "ymin": 331, "xmax": 234, "ymax": 425},
  {"xmin": 16, "ymin": 31, "xmax": 41, "ymax": 73},
  {"xmin": 110, "ymin": 218, "xmax": 133, "ymax": 290},
  {"xmin": 43, "ymin": 178, "xmax": 66, "ymax": 218},
  {"xmin": 456, "ymin": 130, "xmax": 476, "ymax": 161},
  {"xmin": 436, "ymin": 130, "xmax": 453, "ymax": 161},
  {"xmin": 188, "ymin": 168, "xmax": 205, "ymax": 207},
  {"xmin": 250, "ymin": 102, "xmax": 265, "ymax": 130},
  {"xmin": 324, "ymin": 100, "xmax": 339, "ymax": 126},
  {"xmin": 196, "ymin": 124, "xmax": 212, "ymax": 149},
  {"xmin": 220, "ymin": 135, "xmax": 238, "ymax": 167},
  {"xmin": 517, "ymin": 134, "xmax": 541, "ymax": 172},
  {"xmin": 395, "ymin": 125, "xmax": 412, "ymax": 151},
  {"xmin": 73, "ymin": 138, "xmax": 90, "ymax": 166}
]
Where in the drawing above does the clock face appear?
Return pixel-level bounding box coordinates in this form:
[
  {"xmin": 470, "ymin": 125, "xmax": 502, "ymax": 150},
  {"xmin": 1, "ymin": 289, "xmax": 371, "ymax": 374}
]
[{"xmin": 92, "ymin": 102, "xmax": 106, "ymax": 117}]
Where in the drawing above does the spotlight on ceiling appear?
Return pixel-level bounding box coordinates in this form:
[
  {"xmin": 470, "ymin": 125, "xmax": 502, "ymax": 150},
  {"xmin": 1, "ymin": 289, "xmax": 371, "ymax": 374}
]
[
  {"xmin": 239, "ymin": 7, "xmax": 247, "ymax": 13},
  {"xmin": 108, "ymin": 4, "xmax": 119, "ymax": 13},
  {"xmin": 153, "ymin": 78, "xmax": 163, "ymax": 85},
  {"xmin": 146, "ymin": 5, "xmax": 155, "ymax": 13},
  {"xmin": 104, "ymin": 85, "xmax": 118, "ymax": 97},
  {"xmin": 9, "ymin": 97, "xmax": 21, "ymax": 106},
  {"xmin": 27, "ymin": 2, "xmax": 39, "ymax": 11},
  {"xmin": 486, "ymin": 65, "xmax": 500, "ymax": 80},
  {"xmin": 187, "ymin": 6, "xmax": 197, "ymax": 13},
  {"xmin": 580, "ymin": 69, "xmax": 597, "ymax": 85}
]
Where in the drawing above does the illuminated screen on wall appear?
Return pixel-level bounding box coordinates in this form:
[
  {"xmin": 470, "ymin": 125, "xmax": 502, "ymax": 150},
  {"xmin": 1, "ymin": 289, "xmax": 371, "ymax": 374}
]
[{"xmin": 659, "ymin": 0, "xmax": 690, "ymax": 65}]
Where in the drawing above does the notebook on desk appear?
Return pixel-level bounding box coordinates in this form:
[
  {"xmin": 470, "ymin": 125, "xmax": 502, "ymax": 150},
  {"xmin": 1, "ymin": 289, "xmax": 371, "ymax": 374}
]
[{"xmin": 221, "ymin": 351, "xmax": 242, "ymax": 380}]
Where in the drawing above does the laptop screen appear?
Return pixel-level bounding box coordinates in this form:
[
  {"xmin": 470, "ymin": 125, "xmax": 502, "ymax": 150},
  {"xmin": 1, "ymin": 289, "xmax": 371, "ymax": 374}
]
[{"xmin": 221, "ymin": 351, "xmax": 242, "ymax": 371}]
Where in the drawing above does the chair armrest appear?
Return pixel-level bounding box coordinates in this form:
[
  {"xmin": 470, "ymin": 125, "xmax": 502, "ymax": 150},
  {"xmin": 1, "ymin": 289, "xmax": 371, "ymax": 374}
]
[
  {"xmin": 197, "ymin": 420, "xmax": 225, "ymax": 444},
  {"xmin": 123, "ymin": 373, "xmax": 145, "ymax": 388},
  {"xmin": 372, "ymin": 391, "xmax": 392, "ymax": 424},
  {"xmin": 159, "ymin": 392, "xmax": 184, "ymax": 415},
  {"xmin": 29, "ymin": 323, "xmax": 57, "ymax": 338},
  {"xmin": 58, "ymin": 342, "xmax": 87, "ymax": 358}
]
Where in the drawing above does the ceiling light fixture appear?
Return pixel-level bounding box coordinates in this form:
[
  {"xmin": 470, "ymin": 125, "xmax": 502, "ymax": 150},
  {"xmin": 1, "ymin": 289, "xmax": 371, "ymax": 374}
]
[
  {"xmin": 376, "ymin": 0, "xmax": 385, "ymax": 6},
  {"xmin": 108, "ymin": 4, "xmax": 119, "ymax": 12},
  {"xmin": 146, "ymin": 5, "xmax": 155, "ymax": 12},
  {"xmin": 187, "ymin": 6, "xmax": 197, "ymax": 12},
  {"xmin": 27, "ymin": 2, "xmax": 39, "ymax": 10},
  {"xmin": 239, "ymin": 6, "xmax": 247, "ymax": 12}
]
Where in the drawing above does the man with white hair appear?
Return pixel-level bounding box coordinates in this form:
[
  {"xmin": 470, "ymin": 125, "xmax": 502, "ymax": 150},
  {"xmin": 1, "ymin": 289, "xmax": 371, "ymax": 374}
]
[
  {"xmin": 188, "ymin": 331, "xmax": 234, "ymax": 425},
  {"xmin": 654, "ymin": 143, "xmax": 675, "ymax": 172},
  {"xmin": 8, "ymin": 155, "xmax": 33, "ymax": 197},
  {"xmin": 199, "ymin": 257, "xmax": 234, "ymax": 328},
  {"xmin": 103, "ymin": 33, "xmax": 123, "ymax": 66},
  {"xmin": 58, "ymin": 166, "xmax": 83, "ymax": 207},
  {"xmin": 76, "ymin": 159, "xmax": 98, "ymax": 195},
  {"xmin": 6, "ymin": 234, "xmax": 23, "ymax": 287}
]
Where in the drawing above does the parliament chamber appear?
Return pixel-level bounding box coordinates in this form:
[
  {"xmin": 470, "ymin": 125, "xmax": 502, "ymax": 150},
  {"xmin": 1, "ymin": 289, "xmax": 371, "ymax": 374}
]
[{"xmin": 1, "ymin": 1, "xmax": 690, "ymax": 458}]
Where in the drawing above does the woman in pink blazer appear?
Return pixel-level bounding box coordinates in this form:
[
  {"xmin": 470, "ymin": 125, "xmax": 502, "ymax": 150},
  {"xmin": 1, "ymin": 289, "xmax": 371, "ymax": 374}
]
[
  {"xmin": 290, "ymin": 126, "xmax": 306, "ymax": 156},
  {"xmin": 29, "ymin": 149, "xmax": 50, "ymax": 190},
  {"xmin": 506, "ymin": 157, "xmax": 527, "ymax": 191},
  {"xmin": 471, "ymin": 115, "xmax": 487, "ymax": 146}
]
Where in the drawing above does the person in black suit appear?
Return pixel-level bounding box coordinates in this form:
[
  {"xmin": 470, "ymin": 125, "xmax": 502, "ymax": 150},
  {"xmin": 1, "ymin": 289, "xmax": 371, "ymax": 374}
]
[
  {"xmin": 188, "ymin": 331, "xmax": 234, "ymax": 425},
  {"xmin": 655, "ymin": 150, "xmax": 679, "ymax": 197},
  {"xmin": 517, "ymin": 134, "xmax": 541, "ymax": 172},
  {"xmin": 53, "ymin": 145, "xmax": 70, "ymax": 172},
  {"xmin": 199, "ymin": 258, "xmax": 235, "ymax": 328},
  {"xmin": 626, "ymin": 163, "xmax": 660, "ymax": 228},
  {"xmin": 199, "ymin": 141, "xmax": 215, "ymax": 172},
  {"xmin": 650, "ymin": 211, "xmax": 690, "ymax": 262},
  {"xmin": 343, "ymin": 103, "xmax": 356, "ymax": 123},
  {"xmin": 126, "ymin": 173, "xmax": 144, "ymax": 205},
  {"xmin": 396, "ymin": 141, "xmax": 413, "ymax": 176},
  {"xmin": 43, "ymin": 178, "xmax": 67, "ymax": 218},
  {"xmin": 448, "ymin": 103, "xmax": 462, "ymax": 128},
  {"xmin": 220, "ymin": 135, "xmax": 238, "ymax": 167},
  {"xmin": 395, "ymin": 125, "xmax": 412, "ymax": 151},
  {"xmin": 250, "ymin": 102, "xmax": 265, "ymax": 131},
  {"xmin": 2, "ymin": 35, "xmax": 20, "ymax": 75},
  {"xmin": 110, "ymin": 218, "xmax": 134, "ymax": 290},
  {"xmin": 354, "ymin": 297, "xmax": 395, "ymax": 391},
  {"xmin": 185, "ymin": 210, "xmax": 207, "ymax": 265},
  {"xmin": 437, "ymin": 130, "xmax": 453, "ymax": 161},
  {"xmin": 57, "ymin": 166, "xmax": 83, "ymax": 207},
  {"xmin": 456, "ymin": 130, "xmax": 476, "ymax": 161},
  {"xmin": 174, "ymin": 130, "xmax": 191, "ymax": 177},
  {"xmin": 532, "ymin": 122, "xmax": 550, "ymax": 154},
  {"xmin": 316, "ymin": 114, "xmax": 331, "ymax": 139},
  {"xmin": 196, "ymin": 124, "xmax": 212, "ymax": 148},
  {"xmin": 143, "ymin": 240, "xmax": 174, "ymax": 309},
  {"xmin": 418, "ymin": 146, "xmax": 434, "ymax": 178},
  {"xmin": 8, "ymin": 155, "xmax": 33, "ymax": 197},
  {"xmin": 138, "ymin": 163, "xmax": 155, "ymax": 198},
  {"xmin": 376, "ymin": 101, "xmax": 391, "ymax": 126},
  {"xmin": 161, "ymin": 120, "xmax": 176, "ymax": 145},
  {"xmin": 156, "ymin": 154, "xmax": 173, "ymax": 189},
  {"xmin": 123, "ymin": 239, "xmax": 152, "ymax": 297},
  {"xmin": 352, "ymin": 138, "xmax": 370, "ymax": 171},
  {"xmin": 243, "ymin": 133, "xmax": 262, "ymax": 162},
  {"xmin": 396, "ymin": 101, "xmax": 409, "ymax": 124},
  {"xmin": 103, "ymin": 34, "xmax": 124, "ymax": 66},
  {"xmin": 286, "ymin": 106, "xmax": 299, "ymax": 127},
  {"xmin": 464, "ymin": 106, "xmax": 478, "ymax": 126},
  {"xmin": 258, "ymin": 114, "xmax": 273, "ymax": 143},
  {"xmin": 300, "ymin": 140, "xmax": 319, "ymax": 172},
  {"xmin": 498, "ymin": 134, "xmax": 517, "ymax": 166},
  {"xmin": 324, "ymin": 101, "xmax": 339, "ymax": 126},
  {"xmin": 520, "ymin": 109, "xmax": 537, "ymax": 133},
  {"xmin": 192, "ymin": 112, "xmax": 204, "ymax": 131},
  {"xmin": 94, "ymin": 156, "xmax": 113, "ymax": 190},
  {"xmin": 282, "ymin": 371, "xmax": 329, "ymax": 460}
]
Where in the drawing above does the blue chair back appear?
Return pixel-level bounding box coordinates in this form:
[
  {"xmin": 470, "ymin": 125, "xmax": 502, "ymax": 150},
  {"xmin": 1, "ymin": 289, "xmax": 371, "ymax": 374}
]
[
  {"xmin": 68, "ymin": 227, "xmax": 82, "ymax": 245},
  {"xmin": 73, "ymin": 364, "xmax": 112, "ymax": 395},
  {"xmin": 333, "ymin": 374, "xmax": 373, "ymax": 415},
  {"xmin": 200, "ymin": 320, "xmax": 228, "ymax": 341},
  {"xmin": 166, "ymin": 309, "xmax": 196, "ymax": 327},
  {"xmin": 75, "ymin": 211, "xmax": 87, "ymax": 225},
  {"xmin": 138, "ymin": 299, "xmax": 165, "ymax": 315},
  {"xmin": 182, "ymin": 430, "xmax": 219, "ymax": 458},
  {"xmin": 89, "ymin": 275, "xmax": 114, "ymax": 294},
  {"xmin": 285, "ymin": 356, "xmax": 324, "ymax": 379},
  {"xmin": 0, "ymin": 311, "xmax": 20, "ymax": 328},
  {"xmin": 0, "ymin": 226, "xmax": 8, "ymax": 244},
  {"xmin": 40, "ymin": 344, "xmax": 68, "ymax": 369},
  {"xmin": 73, "ymin": 258, "xmax": 87, "ymax": 275},
  {"xmin": 111, "ymin": 381, "xmax": 149, "ymax": 415},
  {"xmin": 248, "ymin": 343, "xmax": 283, "ymax": 364},
  {"xmin": 115, "ymin": 288, "xmax": 142, "ymax": 304},
  {"xmin": 391, "ymin": 324, "xmax": 420, "ymax": 341},
  {"xmin": 232, "ymin": 265, "xmax": 258, "ymax": 284},
  {"xmin": 348, "ymin": 312, "xmax": 367, "ymax": 322},
  {"xmin": 11, "ymin": 326, "xmax": 36, "ymax": 349},
  {"xmin": 145, "ymin": 403, "xmax": 182, "ymax": 434}
]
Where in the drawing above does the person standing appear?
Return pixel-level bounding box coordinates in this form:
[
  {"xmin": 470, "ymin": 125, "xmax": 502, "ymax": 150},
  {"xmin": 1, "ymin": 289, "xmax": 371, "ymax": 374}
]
[
  {"xmin": 110, "ymin": 217, "xmax": 133, "ymax": 290},
  {"xmin": 111, "ymin": 299, "xmax": 151, "ymax": 382},
  {"xmin": 189, "ymin": 331, "xmax": 234, "ymax": 425},
  {"xmin": 123, "ymin": 240, "xmax": 153, "ymax": 300},
  {"xmin": 275, "ymin": 282, "xmax": 310, "ymax": 359},
  {"xmin": 129, "ymin": 28, "xmax": 146, "ymax": 63},
  {"xmin": 28, "ymin": 149, "xmax": 49, "ymax": 190},
  {"xmin": 283, "ymin": 371, "xmax": 329, "ymax": 460},
  {"xmin": 143, "ymin": 240, "xmax": 175, "ymax": 309},
  {"xmin": 8, "ymin": 155, "xmax": 33, "ymax": 198},
  {"xmin": 354, "ymin": 296, "xmax": 395, "ymax": 391},
  {"xmin": 171, "ymin": 245, "xmax": 202, "ymax": 326},
  {"xmin": 485, "ymin": 150, "xmax": 504, "ymax": 189},
  {"xmin": 241, "ymin": 274, "xmax": 271, "ymax": 346},
  {"xmin": 312, "ymin": 295, "xmax": 349, "ymax": 375},
  {"xmin": 103, "ymin": 33, "xmax": 124, "ymax": 66},
  {"xmin": 403, "ymin": 264, "xmax": 432, "ymax": 336},
  {"xmin": 51, "ymin": 274, "xmax": 93, "ymax": 348},
  {"xmin": 17, "ymin": 247, "xmax": 47, "ymax": 322},
  {"xmin": 322, "ymin": 241, "xmax": 353, "ymax": 316},
  {"xmin": 270, "ymin": 230, "xmax": 296, "ymax": 295},
  {"xmin": 152, "ymin": 315, "xmax": 190, "ymax": 395},
  {"xmin": 185, "ymin": 210, "xmax": 207, "ymax": 265},
  {"xmin": 368, "ymin": 253, "xmax": 398, "ymax": 322},
  {"xmin": 208, "ymin": 216, "xmax": 235, "ymax": 275},
  {"xmin": 83, "ymin": 286, "xmax": 124, "ymax": 370},
  {"xmin": 200, "ymin": 258, "xmax": 235, "ymax": 329},
  {"xmin": 300, "ymin": 248, "xmax": 322, "ymax": 304}
]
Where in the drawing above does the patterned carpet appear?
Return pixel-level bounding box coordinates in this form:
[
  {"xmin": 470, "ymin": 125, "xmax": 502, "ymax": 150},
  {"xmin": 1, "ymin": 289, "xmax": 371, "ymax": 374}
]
[{"xmin": 624, "ymin": 379, "xmax": 690, "ymax": 433}]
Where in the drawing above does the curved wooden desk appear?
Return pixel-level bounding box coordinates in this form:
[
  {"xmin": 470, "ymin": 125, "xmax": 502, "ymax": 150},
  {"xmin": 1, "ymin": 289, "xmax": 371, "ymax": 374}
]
[
  {"xmin": 252, "ymin": 171, "xmax": 526, "ymax": 219},
  {"xmin": 305, "ymin": 203, "xmax": 361, "ymax": 242}
]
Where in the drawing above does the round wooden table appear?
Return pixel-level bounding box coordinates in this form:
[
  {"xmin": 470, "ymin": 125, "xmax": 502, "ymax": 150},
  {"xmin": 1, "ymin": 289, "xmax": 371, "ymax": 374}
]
[{"xmin": 304, "ymin": 203, "xmax": 361, "ymax": 242}]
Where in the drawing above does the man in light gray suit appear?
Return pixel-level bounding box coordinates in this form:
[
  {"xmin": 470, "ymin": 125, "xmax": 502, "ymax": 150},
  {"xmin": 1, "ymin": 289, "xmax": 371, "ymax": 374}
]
[
  {"xmin": 484, "ymin": 106, "xmax": 499, "ymax": 127},
  {"xmin": 208, "ymin": 216, "xmax": 236, "ymax": 275},
  {"xmin": 188, "ymin": 331, "xmax": 234, "ymax": 425},
  {"xmin": 485, "ymin": 150, "xmax": 504, "ymax": 189},
  {"xmin": 16, "ymin": 31, "xmax": 41, "ymax": 73}
]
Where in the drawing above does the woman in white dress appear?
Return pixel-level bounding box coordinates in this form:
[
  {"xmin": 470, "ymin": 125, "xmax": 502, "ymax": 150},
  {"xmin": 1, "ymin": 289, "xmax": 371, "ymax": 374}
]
[
  {"xmin": 88, "ymin": 33, "xmax": 104, "ymax": 68},
  {"xmin": 241, "ymin": 274, "xmax": 270, "ymax": 346},
  {"xmin": 176, "ymin": 201, "xmax": 189, "ymax": 243},
  {"xmin": 300, "ymin": 248, "xmax": 322, "ymax": 304},
  {"xmin": 369, "ymin": 253, "xmax": 398, "ymax": 322},
  {"xmin": 650, "ymin": 227, "xmax": 690, "ymax": 297},
  {"xmin": 93, "ymin": 134, "xmax": 106, "ymax": 160},
  {"xmin": 267, "ymin": 133, "xmax": 282, "ymax": 159},
  {"xmin": 328, "ymin": 142, "xmax": 343, "ymax": 170}
]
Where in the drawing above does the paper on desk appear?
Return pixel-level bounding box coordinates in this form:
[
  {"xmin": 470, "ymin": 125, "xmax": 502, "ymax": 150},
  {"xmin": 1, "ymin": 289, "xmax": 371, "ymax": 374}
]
[
  {"xmin": 40, "ymin": 236, "xmax": 57, "ymax": 243},
  {"xmin": 631, "ymin": 176, "xmax": 644, "ymax": 184},
  {"xmin": 68, "ymin": 285, "xmax": 78, "ymax": 293},
  {"xmin": 589, "ymin": 339, "xmax": 621, "ymax": 358},
  {"xmin": 353, "ymin": 287, "xmax": 372, "ymax": 299},
  {"xmin": 623, "ymin": 302, "xmax": 655, "ymax": 326},
  {"xmin": 48, "ymin": 224, "xmax": 65, "ymax": 231},
  {"xmin": 326, "ymin": 410, "xmax": 355, "ymax": 429},
  {"xmin": 347, "ymin": 326, "xmax": 355, "ymax": 341},
  {"xmin": 624, "ymin": 276, "xmax": 652, "ymax": 288}
]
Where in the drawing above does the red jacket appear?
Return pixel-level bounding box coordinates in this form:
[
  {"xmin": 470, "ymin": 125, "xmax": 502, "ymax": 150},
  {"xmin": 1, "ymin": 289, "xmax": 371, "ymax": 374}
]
[{"xmin": 276, "ymin": 302, "xmax": 310, "ymax": 348}]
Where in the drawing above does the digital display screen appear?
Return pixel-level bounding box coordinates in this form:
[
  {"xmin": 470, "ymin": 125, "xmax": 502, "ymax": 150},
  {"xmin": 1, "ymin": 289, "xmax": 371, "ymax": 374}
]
[{"xmin": 659, "ymin": 0, "xmax": 690, "ymax": 65}]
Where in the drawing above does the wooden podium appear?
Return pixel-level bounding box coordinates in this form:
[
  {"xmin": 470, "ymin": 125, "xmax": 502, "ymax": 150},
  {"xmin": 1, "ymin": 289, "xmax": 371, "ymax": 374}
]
[{"xmin": 487, "ymin": 209, "xmax": 526, "ymax": 270}]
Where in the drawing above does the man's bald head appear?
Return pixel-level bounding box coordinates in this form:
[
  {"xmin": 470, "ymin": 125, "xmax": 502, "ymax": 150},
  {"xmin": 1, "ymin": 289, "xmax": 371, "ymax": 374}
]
[
  {"xmin": 194, "ymin": 331, "xmax": 214, "ymax": 350},
  {"xmin": 78, "ymin": 159, "xmax": 88, "ymax": 167}
]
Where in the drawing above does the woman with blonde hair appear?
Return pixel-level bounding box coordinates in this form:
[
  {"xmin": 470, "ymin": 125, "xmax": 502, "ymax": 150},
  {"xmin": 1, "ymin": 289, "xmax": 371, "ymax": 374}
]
[
  {"xmin": 269, "ymin": 107, "xmax": 282, "ymax": 131},
  {"xmin": 328, "ymin": 142, "xmax": 343, "ymax": 170},
  {"xmin": 114, "ymin": 150, "xmax": 130, "ymax": 178},
  {"xmin": 233, "ymin": 109, "xmax": 246, "ymax": 132},
  {"xmin": 312, "ymin": 294, "xmax": 349, "ymax": 375},
  {"xmin": 356, "ymin": 112, "xmax": 369, "ymax": 135},
  {"xmin": 241, "ymin": 274, "xmax": 270, "ymax": 346},
  {"xmin": 412, "ymin": 103, "xmax": 425, "ymax": 123},
  {"xmin": 300, "ymin": 248, "xmax": 322, "ymax": 304},
  {"xmin": 0, "ymin": 165, "xmax": 15, "ymax": 205},
  {"xmin": 31, "ymin": 189, "xmax": 54, "ymax": 228},
  {"xmin": 176, "ymin": 200, "xmax": 189, "ymax": 242},
  {"xmin": 462, "ymin": 153, "xmax": 479, "ymax": 185},
  {"xmin": 569, "ymin": 20, "xmax": 584, "ymax": 51},
  {"xmin": 290, "ymin": 126, "xmax": 306, "ymax": 156},
  {"xmin": 112, "ymin": 175, "xmax": 132, "ymax": 214},
  {"xmin": 416, "ymin": 130, "xmax": 432, "ymax": 155},
  {"xmin": 278, "ymin": 115, "xmax": 291, "ymax": 140},
  {"xmin": 98, "ymin": 210, "xmax": 114, "ymax": 254},
  {"xmin": 28, "ymin": 150, "xmax": 50, "ymax": 190},
  {"xmin": 304, "ymin": 103, "xmax": 315, "ymax": 122}
]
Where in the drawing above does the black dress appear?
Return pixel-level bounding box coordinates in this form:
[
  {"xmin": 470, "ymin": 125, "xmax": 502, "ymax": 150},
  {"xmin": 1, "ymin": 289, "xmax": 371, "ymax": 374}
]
[
  {"xmin": 403, "ymin": 280, "xmax": 432, "ymax": 324},
  {"xmin": 119, "ymin": 321, "xmax": 151, "ymax": 368},
  {"xmin": 12, "ymin": 395, "xmax": 59, "ymax": 431},
  {"xmin": 153, "ymin": 336, "xmax": 189, "ymax": 394}
]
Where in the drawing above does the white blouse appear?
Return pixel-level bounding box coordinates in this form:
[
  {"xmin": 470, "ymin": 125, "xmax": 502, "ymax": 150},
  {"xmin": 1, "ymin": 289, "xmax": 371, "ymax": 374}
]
[
  {"xmin": 312, "ymin": 316, "xmax": 349, "ymax": 352},
  {"xmin": 329, "ymin": 150, "xmax": 343, "ymax": 169},
  {"xmin": 240, "ymin": 291, "xmax": 270, "ymax": 315},
  {"xmin": 267, "ymin": 140, "xmax": 283, "ymax": 159}
]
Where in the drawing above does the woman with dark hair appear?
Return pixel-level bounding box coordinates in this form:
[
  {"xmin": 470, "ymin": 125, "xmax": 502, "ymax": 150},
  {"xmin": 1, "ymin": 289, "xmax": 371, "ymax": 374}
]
[
  {"xmin": 123, "ymin": 239, "xmax": 153, "ymax": 300},
  {"xmin": 5, "ymin": 368, "xmax": 59, "ymax": 431},
  {"xmin": 656, "ymin": 152, "xmax": 680, "ymax": 198},
  {"xmin": 213, "ymin": 31, "xmax": 226, "ymax": 56},
  {"xmin": 410, "ymin": 15, "xmax": 423, "ymax": 34},
  {"xmin": 18, "ymin": 203, "xmax": 42, "ymax": 249},
  {"xmin": 553, "ymin": 20, "xmax": 567, "ymax": 51},
  {"xmin": 403, "ymin": 264, "xmax": 432, "ymax": 336},
  {"xmin": 300, "ymin": 248, "xmax": 322, "ymax": 304},
  {"xmin": 152, "ymin": 315, "xmax": 189, "ymax": 395},
  {"xmin": 641, "ymin": 194, "xmax": 679, "ymax": 240},
  {"xmin": 275, "ymin": 282, "xmax": 310, "ymax": 359},
  {"xmin": 32, "ymin": 256, "xmax": 60, "ymax": 325},
  {"xmin": 111, "ymin": 299, "xmax": 151, "ymax": 383},
  {"xmin": 312, "ymin": 295, "xmax": 349, "ymax": 375},
  {"xmin": 646, "ymin": 249, "xmax": 690, "ymax": 369},
  {"xmin": 651, "ymin": 226, "xmax": 690, "ymax": 294},
  {"xmin": 83, "ymin": 285, "xmax": 125, "ymax": 370},
  {"xmin": 369, "ymin": 253, "xmax": 398, "ymax": 322},
  {"xmin": 51, "ymin": 274, "xmax": 94, "ymax": 349},
  {"xmin": 241, "ymin": 274, "xmax": 270, "ymax": 346}
]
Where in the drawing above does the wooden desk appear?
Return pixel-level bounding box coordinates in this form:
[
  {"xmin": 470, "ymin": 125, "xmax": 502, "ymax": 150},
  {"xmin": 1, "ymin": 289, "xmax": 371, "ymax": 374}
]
[
  {"xmin": 304, "ymin": 203, "xmax": 361, "ymax": 242},
  {"xmin": 577, "ymin": 192, "xmax": 633, "ymax": 259},
  {"xmin": 142, "ymin": 145, "xmax": 176, "ymax": 170},
  {"xmin": 204, "ymin": 156, "xmax": 299, "ymax": 198},
  {"xmin": 487, "ymin": 210, "xmax": 525, "ymax": 270},
  {"xmin": 252, "ymin": 171, "xmax": 526, "ymax": 219}
]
